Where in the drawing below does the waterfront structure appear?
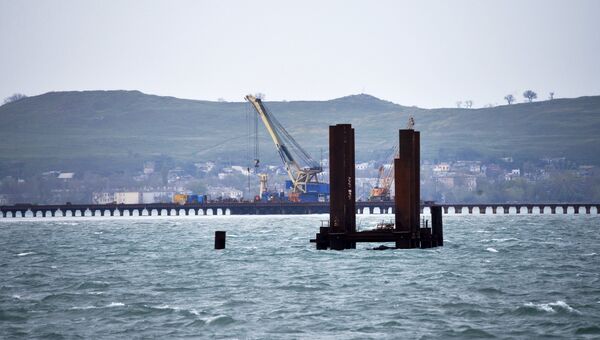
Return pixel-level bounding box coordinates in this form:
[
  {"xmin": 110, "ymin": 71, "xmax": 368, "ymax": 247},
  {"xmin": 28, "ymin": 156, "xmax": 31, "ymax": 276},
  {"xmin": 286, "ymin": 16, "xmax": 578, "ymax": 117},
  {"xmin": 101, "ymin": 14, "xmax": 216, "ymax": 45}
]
[
  {"xmin": 0, "ymin": 201, "xmax": 598, "ymax": 218},
  {"xmin": 312, "ymin": 125, "xmax": 443, "ymax": 250}
]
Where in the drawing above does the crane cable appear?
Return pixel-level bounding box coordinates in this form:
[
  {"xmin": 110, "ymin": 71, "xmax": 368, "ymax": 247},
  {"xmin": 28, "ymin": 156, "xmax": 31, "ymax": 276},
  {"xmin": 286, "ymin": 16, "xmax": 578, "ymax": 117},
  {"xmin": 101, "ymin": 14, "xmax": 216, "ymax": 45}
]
[
  {"xmin": 246, "ymin": 103, "xmax": 251, "ymax": 167},
  {"xmin": 254, "ymin": 107, "xmax": 259, "ymax": 169},
  {"xmin": 262, "ymin": 104, "xmax": 319, "ymax": 169}
]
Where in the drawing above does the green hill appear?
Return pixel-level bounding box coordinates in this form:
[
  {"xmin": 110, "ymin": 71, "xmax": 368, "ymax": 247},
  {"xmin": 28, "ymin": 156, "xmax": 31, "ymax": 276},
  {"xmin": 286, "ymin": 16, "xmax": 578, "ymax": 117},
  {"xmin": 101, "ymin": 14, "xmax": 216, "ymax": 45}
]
[{"xmin": 1, "ymin": 90, "xmax": 599, "ymax": 175}]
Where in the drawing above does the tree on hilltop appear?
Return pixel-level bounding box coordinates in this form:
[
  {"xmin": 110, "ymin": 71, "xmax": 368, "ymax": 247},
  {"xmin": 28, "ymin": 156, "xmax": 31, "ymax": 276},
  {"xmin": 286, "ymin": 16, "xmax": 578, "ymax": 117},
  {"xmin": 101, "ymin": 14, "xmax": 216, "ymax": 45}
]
[
  {"xmin": 3, "ymin": 93, "xmax": 27, "ymax": 105},
  {"xmin": 523, "ymin": 90, "xmax": 537, "ymax": 103},
  {"xmin": 504, "ymin": 94, "xmax": 515, "ymax": 105}
]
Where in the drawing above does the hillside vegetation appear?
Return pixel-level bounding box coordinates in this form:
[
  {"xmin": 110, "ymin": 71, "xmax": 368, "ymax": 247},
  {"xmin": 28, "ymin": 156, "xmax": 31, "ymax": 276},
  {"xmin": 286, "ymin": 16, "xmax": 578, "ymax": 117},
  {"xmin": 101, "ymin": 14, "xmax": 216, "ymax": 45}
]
[{"xmin": 0, "ymin": 90, "xmax": 599, "ymax": 174}]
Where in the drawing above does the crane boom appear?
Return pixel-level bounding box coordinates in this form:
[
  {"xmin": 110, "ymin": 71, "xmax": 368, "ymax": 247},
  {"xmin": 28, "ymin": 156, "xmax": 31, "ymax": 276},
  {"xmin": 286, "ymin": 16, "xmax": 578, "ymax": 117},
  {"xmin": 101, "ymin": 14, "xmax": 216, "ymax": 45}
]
[
  {"xmin": 245, "ymin": 94, "xmax": 322, "ymax": 196},
  {"xmin": 246, "ymin": 95, "xmax": 298, "ymax": 170},
  {"xmin": 369, "ymin": 115, "xmax": 415, "ymax": 201}
]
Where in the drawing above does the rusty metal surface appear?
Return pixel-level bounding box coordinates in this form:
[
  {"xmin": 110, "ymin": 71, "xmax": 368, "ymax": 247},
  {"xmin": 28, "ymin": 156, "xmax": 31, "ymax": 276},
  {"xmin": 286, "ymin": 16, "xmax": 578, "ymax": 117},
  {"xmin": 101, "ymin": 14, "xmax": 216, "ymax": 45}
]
[
  {"xmin": 328, "ymin": 124, "xmax": 356, "ymax": 234},
  {"xmin": 214, "ymin": 231, "xmax": 226, "ymax": 249}
]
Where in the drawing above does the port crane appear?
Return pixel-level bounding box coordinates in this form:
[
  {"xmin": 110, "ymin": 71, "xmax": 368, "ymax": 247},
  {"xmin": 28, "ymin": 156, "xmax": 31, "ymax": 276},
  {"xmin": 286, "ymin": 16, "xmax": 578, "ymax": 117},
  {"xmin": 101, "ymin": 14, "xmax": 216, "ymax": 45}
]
[
  {"xmin": 369, "ymin": 116, "xmax": 414, "ymax": 201},
  {"xmin": 245, "ymin": 94, "xmax": 323, "ymax": 201}
]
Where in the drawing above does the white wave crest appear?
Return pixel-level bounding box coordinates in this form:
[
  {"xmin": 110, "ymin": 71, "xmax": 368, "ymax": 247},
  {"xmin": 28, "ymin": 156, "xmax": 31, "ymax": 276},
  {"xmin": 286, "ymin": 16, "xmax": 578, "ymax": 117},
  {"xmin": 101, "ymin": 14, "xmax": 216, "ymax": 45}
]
[
  {"xmin": 205, "ymin": 314, "xmax": 234, "ymax": 325},
  {"xmin": 71, "ymin": 302, "xmax": 125, "ymax": 309},
  {"xmin": 151, "ymin": 304, "xmax": 201, "ymax": 316},
  {"xmin": 525, "ymin": 300, "xmax": 580, "ymax": 314},
  {"xmin": 70, "ymin": 305, "xmax": 98, "ymax": 310},
  {"xmin": 16, "ymin": 252, "xmax": 34, "ymax": 256},
  {"xmin": 490, "ymin": 238, "xmax": 519, "ymax": 243},
  {"xmin": 486, "ymin": 247, "xmax": 498, "ymax": 253},
  {"xmin": 106, "ymin": 302, "xmax": 125, "ymax": 307}
]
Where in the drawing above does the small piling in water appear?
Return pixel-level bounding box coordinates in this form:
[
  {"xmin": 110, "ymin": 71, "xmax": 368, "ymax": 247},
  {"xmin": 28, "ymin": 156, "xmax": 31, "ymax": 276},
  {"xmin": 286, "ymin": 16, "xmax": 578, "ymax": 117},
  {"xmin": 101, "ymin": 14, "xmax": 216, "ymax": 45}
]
[{"xmin": 215, "ymin": 231, "xmax": 226, "ymax": 249}]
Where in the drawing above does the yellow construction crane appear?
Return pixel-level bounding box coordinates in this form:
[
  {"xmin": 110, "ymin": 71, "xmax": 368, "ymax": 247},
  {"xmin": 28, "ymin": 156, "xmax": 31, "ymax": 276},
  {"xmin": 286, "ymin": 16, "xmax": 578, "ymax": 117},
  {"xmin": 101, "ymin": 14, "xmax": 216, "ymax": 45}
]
[
  {"xmin": 245, "ymin": 94, "xmax": 324, "ymax": 202},
  {"xmin": 369, "ymin": 116, "xmax": 414, "ymax": 201}
]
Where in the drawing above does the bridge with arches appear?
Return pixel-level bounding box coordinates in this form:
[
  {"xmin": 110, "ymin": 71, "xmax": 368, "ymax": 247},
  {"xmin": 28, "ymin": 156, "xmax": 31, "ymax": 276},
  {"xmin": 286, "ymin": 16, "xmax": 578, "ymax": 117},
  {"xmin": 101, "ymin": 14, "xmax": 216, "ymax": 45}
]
[{"xmin": 1, "ymin": 202, "xmax": 599, "ymax": 218}]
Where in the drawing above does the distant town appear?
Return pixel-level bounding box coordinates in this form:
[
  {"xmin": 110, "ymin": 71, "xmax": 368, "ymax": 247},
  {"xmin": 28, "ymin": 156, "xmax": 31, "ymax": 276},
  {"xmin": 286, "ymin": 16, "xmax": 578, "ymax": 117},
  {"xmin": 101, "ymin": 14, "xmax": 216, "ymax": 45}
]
[{"xmin": 0, "ymin": 155, "xmax": 597, "ymax": 205}]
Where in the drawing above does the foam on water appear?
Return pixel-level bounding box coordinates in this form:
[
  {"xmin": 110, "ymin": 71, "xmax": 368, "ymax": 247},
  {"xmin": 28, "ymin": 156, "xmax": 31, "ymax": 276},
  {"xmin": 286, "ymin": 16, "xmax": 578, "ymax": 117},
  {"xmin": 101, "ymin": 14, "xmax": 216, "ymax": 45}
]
[
  {"xmin": 486, "ymin": 247, "xmax": 499, "ymax": 253},
  {"xmin": 523, "ymin": 301, "xmax": 580, "ymax": 314},
  {"xmin": 106, "ymin": 302, "xmax": 124, "ymax": 307},
  {"xmin": 483, "ymin": 237, "xmax": 520, "ymax": 243},
  {"xmin": 70, "ymin": 305, "xmax": 98, "ymax": 310}
]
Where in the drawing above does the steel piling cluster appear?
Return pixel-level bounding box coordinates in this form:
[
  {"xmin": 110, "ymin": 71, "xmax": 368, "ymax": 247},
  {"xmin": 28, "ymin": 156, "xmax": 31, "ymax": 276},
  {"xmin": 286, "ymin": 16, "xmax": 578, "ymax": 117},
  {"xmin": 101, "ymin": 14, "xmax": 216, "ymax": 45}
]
[{"xmin": 313, "ymin": 127, "xmax": 445, "ymax": 250}]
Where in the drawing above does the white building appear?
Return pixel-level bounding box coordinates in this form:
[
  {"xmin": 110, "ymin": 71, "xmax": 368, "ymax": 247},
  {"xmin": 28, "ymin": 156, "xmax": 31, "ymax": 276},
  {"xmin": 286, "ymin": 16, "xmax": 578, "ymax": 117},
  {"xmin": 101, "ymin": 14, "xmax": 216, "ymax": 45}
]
[
  {"xmin": 469, "ymin": 164, "xmax": 482, "ymax": 173},
  {"xmin": 58, "ymin": 172, "xmax": 75, "ymax": 180},
  {"xmin": 355, "ymin": 162, "xmax": 370, "ymax": 170},
  {"xmin": 504, "ymin": 169, "xmax": 521, "ymax": 181},
  {"xmin": 92, "ymin": 192, "xmax": 115, "ymax": 204},
  {"xmin": 114, "ymin": 192, "xmax": 141, "ymax": 204},
  {"xmin": 433, "ymin": 163, "xmax": 450, "ymax": 173}
]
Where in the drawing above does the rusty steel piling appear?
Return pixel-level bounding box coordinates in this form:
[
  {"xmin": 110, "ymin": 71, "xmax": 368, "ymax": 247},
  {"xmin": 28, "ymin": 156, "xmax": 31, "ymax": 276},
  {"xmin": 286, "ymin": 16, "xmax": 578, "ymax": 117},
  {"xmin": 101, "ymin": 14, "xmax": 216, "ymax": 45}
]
[
  {"xmin": 312, "ymin": 125, "xmax": 443, "ymax": 250},
  {"xmin": 215, "ymin": 231, "xmax": 226, "ymax": 249}
]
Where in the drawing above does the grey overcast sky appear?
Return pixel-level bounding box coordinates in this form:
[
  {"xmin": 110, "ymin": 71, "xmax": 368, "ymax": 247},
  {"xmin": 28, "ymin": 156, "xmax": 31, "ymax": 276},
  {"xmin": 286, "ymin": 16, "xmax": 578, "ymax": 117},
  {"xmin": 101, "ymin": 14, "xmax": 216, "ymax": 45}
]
[{"xmin": 1, "ymin": 0, "xmax": 599, "ymax": 108}]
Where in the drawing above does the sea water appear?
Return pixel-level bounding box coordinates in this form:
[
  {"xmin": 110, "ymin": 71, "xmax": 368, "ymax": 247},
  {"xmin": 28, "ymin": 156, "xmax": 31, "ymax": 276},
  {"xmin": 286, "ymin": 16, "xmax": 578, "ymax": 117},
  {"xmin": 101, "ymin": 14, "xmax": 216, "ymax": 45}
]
[{"xmin": 1, "ymin": 215, "xmax": 599, "ymax": 339}]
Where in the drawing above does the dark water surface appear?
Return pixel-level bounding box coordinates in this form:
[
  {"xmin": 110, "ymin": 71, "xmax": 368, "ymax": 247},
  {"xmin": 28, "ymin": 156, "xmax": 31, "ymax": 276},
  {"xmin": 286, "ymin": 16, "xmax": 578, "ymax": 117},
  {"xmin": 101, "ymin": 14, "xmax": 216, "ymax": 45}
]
[{"xmin": 1, "ymin": 215, "xmax": 599, "ymax": 339}]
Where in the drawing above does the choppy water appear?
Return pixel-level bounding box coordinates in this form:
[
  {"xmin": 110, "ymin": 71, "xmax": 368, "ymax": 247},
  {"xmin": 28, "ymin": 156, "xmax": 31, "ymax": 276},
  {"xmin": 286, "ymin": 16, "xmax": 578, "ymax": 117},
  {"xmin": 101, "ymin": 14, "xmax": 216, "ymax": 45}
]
[{"xmin": 1, "ymin": 215, "xmax": 599, "ymax": 339}]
